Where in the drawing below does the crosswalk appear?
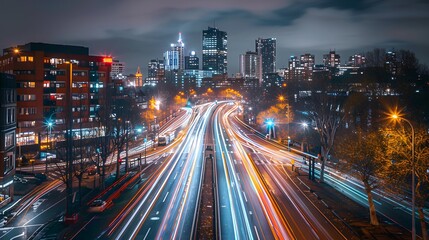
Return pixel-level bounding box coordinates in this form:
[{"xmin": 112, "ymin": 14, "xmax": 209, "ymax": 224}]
[
  {"xmin": 253, "ymin": 159, "xmax": 283, "ymax": 165},
  {"xmin": 47, "ymin": 171, "xmax": 63, "ymax": 180}
]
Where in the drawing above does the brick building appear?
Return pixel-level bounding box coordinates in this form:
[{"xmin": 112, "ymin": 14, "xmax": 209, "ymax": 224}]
[{"xmin": 0, "ymin": 42, "xmax": 112, "ymax": 150}]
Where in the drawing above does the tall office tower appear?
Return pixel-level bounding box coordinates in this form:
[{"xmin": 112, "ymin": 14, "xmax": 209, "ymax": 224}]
[
  {"xmin": 385, "ymin": 50, "xmax": 397, "ymax": 80},
  {"xmin": 239, "ymin": 51, "xmax": 261, "ymax": 79},
  {"xmin": 164, "ymin": 50, "xmax": 179, "ymax": 71},
  {"xmin": 0, "ymin": 73, "xmax": 16, "ymax": 205},
  {"xmin": 185, "ymin": 51, "xmax": 199, "ymax": 70},
  {"xmin": 171, "ymin": 32, "xmax": 185, "ymax": 70},
  {"xmin": 323, "ymin": 50, "xmax": 341, "ymax": 68},
  {"xmin": 146, "ymin": 59, "xmax": 165, "ymax": 86},
  {"xmin": 0, "ymin": 42, "xmax": 112, "ymax": 148},
  {"xmin": 202, "ymin": 27, "xmax": 228, "ymax": 74},
  {"xmin": 164, "ymin": 33, "xmax": 185, "ymax": 71},
  {"xmin": 111, "ymin": 60, "xmax": 125, "ymax": 79},
  {"xmin": 255, "ymin": 38, "xmax": 276, "ymax": 76},
  {"xmin": 347, "ymin": 54, "xmax": 366, "ymax": 67},
  {"xmin": 300, "ymin": 53, "xmax": 315, "ymax": 81},
  {"xmin": 287, "ymin": 56, "xmax": 302, "ymax": 81},
  {"xmin": 148, "ymin": 59, "xmax": 165, "ymax": 78}
]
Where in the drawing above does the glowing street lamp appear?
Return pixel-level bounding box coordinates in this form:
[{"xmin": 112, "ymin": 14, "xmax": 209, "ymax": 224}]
[
  {"xmin": 278, "ymin": 95, "xmax": 290, "ymax": 144},
  {"xmin": 266, "ymin": 119, "xmax": 275, "ymax": 140},
  {"xmin": 45, "ymin": 118, "xmax": 55, "ymax": 174},
  {"xmin": 301, "ymin": 122, "xmax": 308, "ymax": 129},
  {"xmin": 391, "ymin": 113, "xmax": 416, "ymax": 240}
]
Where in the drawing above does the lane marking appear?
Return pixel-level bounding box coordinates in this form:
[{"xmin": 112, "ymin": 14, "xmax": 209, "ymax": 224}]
[
  {"xmin": 163, "ymin": 192, "xmax": 169, "ymax": 203},
  {"xmin": 143, "ymin": 228, "xmax": 151, "ymax": 240},
  {"xmin": 254, "ymin": 226, "xmax": 261, "ymax": 240},
  {"xmin": 173, "ymin": 173, "xmax": 178, "ymax": 180}
]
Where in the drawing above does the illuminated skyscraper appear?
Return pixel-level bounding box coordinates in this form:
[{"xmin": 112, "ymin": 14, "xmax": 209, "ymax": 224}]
[
  {"xmin": 202, "ymin": 27, "xmax": 227, "ymax": 74},
  {"xmin": 255, "ymin": 38, "xmax": 276, "ymax": 76},
  {"xmin": 164, "ymin": 33, "xmax": 185, "ymax": 70},
  {"xmin": 172, "ymin": 32, "xmax": 185, "ymax": 70},
  {"xmin": 164, "ymin": 50, "xmax": 179, "ymax": 70}
]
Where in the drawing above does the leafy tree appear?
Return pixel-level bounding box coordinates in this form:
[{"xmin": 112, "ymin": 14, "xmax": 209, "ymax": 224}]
[
  {"xmin": 256, "ymin": 97, "xmax": 293, "ymax": 141},
  {"xmin": 337, "ymin": 130, "xmax": 389, "ymax": 225},
  {"xmin": 385, "ymin": 124, "xmax": 429, "ymax": 239}
]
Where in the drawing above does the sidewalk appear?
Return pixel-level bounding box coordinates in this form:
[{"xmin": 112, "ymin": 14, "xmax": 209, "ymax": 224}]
[{"xmin": 289, "ymin": 166, "xmax": 409, "ymax": 240}]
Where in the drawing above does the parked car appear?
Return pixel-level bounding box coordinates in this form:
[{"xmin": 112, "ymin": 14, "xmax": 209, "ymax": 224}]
[
  {"xmin": 0, "ymin": 217, "xmax": 8, "ymax": 227},
  {"xmin": 88, "ymin": 199, "xmax": 107, "ymax": 213}
]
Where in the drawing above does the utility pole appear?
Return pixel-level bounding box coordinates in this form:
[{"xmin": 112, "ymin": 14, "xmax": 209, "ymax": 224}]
[
  {"xmin": 144, "ymin": 135, "xmax": 147, "ymax": 165},
  {"xmin": 65, "ymin": 62, "xmax": 76, "ymax": 223},
  {"xmin": 125, "ymin": 120, "xmax": 129, "ymax": 173}
]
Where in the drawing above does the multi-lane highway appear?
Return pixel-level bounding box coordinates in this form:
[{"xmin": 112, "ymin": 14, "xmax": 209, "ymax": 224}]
[
  {"xmin": 7, "ymin": 100, "xmax": 423, "ymax": 239},
  {"xmin": 223, "ymin": 104, "xmax": 348, "ymax": 239},
  {"xmin": 226, "ymin": 102, "xmax": 426, "ymax": 238}
]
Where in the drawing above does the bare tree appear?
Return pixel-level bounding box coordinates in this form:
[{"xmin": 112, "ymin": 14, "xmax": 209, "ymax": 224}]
[
  {"xmin": 95, "ymin": 103, "xmax": 115, "ymax": 190},
  {"xmin": 307, "ymin": 93, "xmax": 344, "ymax": 182},
  {"xmin": 337, "ymin": 130, "xmax": 388, "ymax": 225},
  {"xmin": 365, "ymin": 48, "xmax": 386, "ymax": 68}
]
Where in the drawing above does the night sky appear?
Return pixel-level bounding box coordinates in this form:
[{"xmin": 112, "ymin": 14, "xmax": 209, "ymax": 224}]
[{"xmin": 2, "ymin": 0, "xmax": 429, "ymax": 75}]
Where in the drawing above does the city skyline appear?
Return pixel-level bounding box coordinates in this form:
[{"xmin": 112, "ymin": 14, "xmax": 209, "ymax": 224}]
[{"xmin": 1, "ymin": 0, "xmax": 429, "ymax": 75}]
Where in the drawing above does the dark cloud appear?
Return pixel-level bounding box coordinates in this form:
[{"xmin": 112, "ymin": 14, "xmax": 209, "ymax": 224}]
[{"xmin": 1, "ymin": 0, "xmax": 428, "ymax": 75}]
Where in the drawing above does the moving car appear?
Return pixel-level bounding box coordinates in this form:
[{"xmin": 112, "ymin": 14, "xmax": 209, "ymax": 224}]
[{"xmin": 88, "ymin": 199, "xmax": 107, "ymax": 213}]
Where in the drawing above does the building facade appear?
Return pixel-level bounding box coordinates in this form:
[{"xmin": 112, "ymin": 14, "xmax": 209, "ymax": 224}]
[
  {"xmin": 323, "ymin": 50, "xmax": 341, "ymax": 68},
  {"xmin": 202, "ymin": 27, "xmax": 228, "ymax": 74},
  {"xmin": 111, "ymin": 60, "xmax": 125, "ymax": 80},
  {"xmin": 255, "ymin": 38, "xmax": 276, "ymax": 77},
  {"xmin": 146, "ymin": 59, "xmax": 165, "ymax": 86},
  {"xmin": 239, "ymin": 51, "xmax": 261, "ymax": 80},
  {"xmin": 185, "ymin": 51, "xmax": 199, "ymax": 70},
  {"xmin": 0, "ymin": 42, "xmax": 112, "ymax": 148},
  {"xmin": 164, "ymin": 50, "xmax": 179, "ymax": 71},
  {"xmin": 0, "ymin": 73, "xmax": 16, "ymax": 207}
]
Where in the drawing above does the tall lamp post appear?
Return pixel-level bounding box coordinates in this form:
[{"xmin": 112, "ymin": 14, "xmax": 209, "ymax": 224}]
[
  {"xmin": 125, "ymin": 120, "xmax": 130, "ymax": 173},
  {"xmin": 278, "ymin": 95, "xmax": 290, "ymax": 148},
  {"xmin": 391, "ymin": 114, "xmax": 415, "ymax": 240},
  {"xmin": 45, "ymin": 120, "xmax": 54, "ymax": 174}
]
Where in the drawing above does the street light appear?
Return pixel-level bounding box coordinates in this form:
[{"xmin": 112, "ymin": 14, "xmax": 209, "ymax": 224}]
[
  {"xmin": 278, "ymin": 95, "xmax": 290, "ymax": 147},
  {"xmin": 125, "ymin": 120, "xmax": 130, "ymax": 173},
  {"xmin": 45, "ymin": 120, "xmax": 54, "ymax": 174},
  {"xmin": 391, "ymin": 113, "xmax": 416, "ymax": 240},
  {"xmin": 266, "ymin": 119, "xmax": 275, "ymax": 140}
]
